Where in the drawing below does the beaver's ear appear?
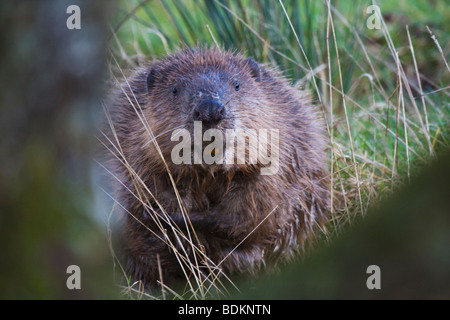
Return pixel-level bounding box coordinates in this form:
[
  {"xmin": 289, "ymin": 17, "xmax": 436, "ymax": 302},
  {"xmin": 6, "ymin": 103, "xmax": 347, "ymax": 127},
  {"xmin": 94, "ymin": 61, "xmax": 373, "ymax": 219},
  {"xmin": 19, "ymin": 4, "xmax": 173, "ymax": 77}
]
[
  {"xmin": 246, "ymin": 57, "xmax": 261, "ymax": 82},
  {"xmin": 146, "ymin": 68, "xmax": 156, "ymax": 93}
]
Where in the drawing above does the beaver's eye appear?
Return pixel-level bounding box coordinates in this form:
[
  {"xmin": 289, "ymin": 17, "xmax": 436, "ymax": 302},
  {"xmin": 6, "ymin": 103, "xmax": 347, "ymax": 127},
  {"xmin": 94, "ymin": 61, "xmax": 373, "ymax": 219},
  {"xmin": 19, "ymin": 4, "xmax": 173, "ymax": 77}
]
[
  {"xmin": 234, "ymin": 81, "xmax": 240, "ymax": 91},
  {"xmin": 172, "ymin": 86, "xmax": 178, "ymax": 96}
]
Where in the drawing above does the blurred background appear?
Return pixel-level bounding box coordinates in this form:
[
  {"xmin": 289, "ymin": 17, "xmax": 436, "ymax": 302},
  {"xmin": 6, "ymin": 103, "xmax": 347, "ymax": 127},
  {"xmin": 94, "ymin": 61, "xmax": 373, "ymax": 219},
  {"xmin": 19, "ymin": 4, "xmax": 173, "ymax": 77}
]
[
  {"xmin": 0, "ymin": 0, "xmax": 448, "ymax": 299},
  {"xmin": 0, "ymin": 0, "xmax": 115, "ymax": 299}
]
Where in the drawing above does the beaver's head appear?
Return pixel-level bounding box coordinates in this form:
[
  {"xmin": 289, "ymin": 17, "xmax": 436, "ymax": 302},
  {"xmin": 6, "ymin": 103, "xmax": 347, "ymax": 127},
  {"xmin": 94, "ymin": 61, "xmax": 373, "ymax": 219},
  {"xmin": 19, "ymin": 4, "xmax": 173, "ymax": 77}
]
[{"xmin": 144, "ymin": 47, "xmax": 279, "ymax": 175}]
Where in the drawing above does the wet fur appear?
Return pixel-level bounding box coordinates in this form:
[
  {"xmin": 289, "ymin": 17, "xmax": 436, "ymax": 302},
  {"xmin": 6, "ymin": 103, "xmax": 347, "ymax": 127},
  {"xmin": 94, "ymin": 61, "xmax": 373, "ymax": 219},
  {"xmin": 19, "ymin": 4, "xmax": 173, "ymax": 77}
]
[{"xmin": 102, "ymin": 47, "xmax": 330, "ymax": 288}]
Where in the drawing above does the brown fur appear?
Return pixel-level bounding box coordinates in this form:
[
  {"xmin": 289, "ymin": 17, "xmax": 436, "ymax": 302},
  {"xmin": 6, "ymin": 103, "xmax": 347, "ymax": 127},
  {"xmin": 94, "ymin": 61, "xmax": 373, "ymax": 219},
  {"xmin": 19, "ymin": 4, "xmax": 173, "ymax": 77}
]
[{"xmin": 101, "ymin": 47, "xmax": 330, "ymax": 288}]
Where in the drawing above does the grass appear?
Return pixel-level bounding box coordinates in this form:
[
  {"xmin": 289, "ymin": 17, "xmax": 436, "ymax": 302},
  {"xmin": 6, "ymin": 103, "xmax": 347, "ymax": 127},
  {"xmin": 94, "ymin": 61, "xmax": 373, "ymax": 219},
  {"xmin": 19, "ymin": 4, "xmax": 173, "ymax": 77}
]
[{"xmin": 102, "ymin": 0, "xmax": 450, "ymax": 299}]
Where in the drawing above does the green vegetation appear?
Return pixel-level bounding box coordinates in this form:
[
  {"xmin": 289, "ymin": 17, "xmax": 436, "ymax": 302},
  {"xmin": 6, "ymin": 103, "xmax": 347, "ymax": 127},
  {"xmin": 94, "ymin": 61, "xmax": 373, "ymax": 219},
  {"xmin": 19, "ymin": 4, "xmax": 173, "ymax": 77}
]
[{"xmin": 106, "ymin": 0, "xmax": 449, "ymax": 298}]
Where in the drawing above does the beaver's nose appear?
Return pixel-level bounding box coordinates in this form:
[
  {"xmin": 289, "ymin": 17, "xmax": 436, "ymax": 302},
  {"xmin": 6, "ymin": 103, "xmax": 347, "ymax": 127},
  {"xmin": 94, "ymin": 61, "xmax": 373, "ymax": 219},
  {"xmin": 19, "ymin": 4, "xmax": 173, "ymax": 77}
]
[{"xmin": 193, "ymin": 100, "xmax": 226, "ymax": 124}]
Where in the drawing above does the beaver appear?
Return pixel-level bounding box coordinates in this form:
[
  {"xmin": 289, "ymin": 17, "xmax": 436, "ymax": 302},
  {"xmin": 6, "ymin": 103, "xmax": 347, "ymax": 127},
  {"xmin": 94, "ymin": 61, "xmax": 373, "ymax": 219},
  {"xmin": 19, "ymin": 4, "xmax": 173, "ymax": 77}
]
[{"xmin": 101, "ymin": 46, "xmax": 330, "ymax": 290}]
